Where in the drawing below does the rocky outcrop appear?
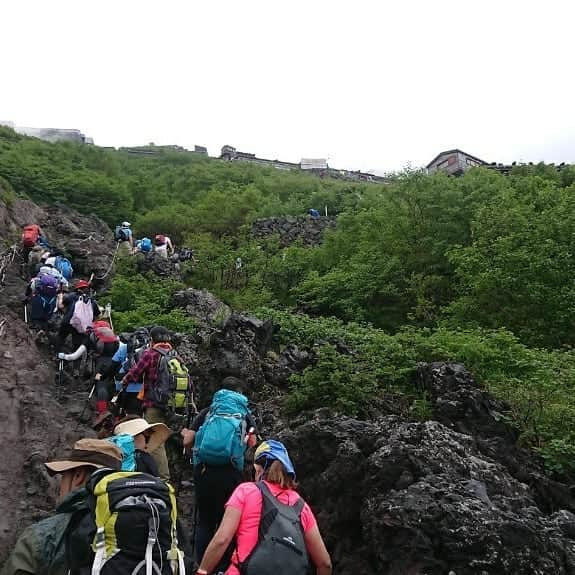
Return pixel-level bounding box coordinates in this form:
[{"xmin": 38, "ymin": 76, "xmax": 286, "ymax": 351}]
[
  {"xmin": 252, "ymin": 216, "xmax": 336, "ymax": 247},
  {"xmin": 172, "ymin": 294, "xmax": 275, "ymax": 405},
  {"xmin": 271, "ymin": 410, "xmax": 575, "ymax": 574},
  {"xmin": 171, "ymin": 288, "xmax": 232, "ymax": 327},
  {"xmin": 134, "ymin": 251, "xmax": 180, "ymax": 278}
]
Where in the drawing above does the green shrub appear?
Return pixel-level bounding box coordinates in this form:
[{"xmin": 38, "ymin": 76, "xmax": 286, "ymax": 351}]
[{"xmin": 287, "ymin": 344, "xmax": 378, "ymax": 417}]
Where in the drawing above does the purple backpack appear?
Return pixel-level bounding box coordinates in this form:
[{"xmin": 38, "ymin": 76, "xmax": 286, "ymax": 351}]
[{"xmin": 36, "ymin": 274, "xmax": 59, "ymax": 297}]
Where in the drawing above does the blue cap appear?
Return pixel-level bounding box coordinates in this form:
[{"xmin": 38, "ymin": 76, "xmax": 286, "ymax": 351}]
[{"xmin": 254, "ymin": 440, "xmax": 296, "ymax": 478}]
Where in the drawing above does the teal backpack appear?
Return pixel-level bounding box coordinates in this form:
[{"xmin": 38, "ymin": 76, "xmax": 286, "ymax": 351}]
[{"xmin": 193, "ymin": 389, "xmax": 250, "ymax": 472}]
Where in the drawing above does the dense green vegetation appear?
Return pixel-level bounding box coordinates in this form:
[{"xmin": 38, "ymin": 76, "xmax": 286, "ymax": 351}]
[{"xmin": 3, "ymin": 126, "xmax": 575, "ymax": 475}]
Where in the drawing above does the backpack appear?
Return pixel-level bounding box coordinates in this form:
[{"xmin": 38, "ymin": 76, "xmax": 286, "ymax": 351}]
[
  {"xmin": 154, "ymin": 234, "xmax": 166, "ymax": 246},
  {"xmin": 107, "ymin": 435, "xmax": 136, "ymax": 471},
  {"xmin": 237, "ymin": 482, "xmax": 309, "ymax": 575},
  {"xmin": 36, "ymin": 273, "xmax": 59, "ymax": 297},
  {"xmin": 179, "ymin": 248, "xmax": 194, "ymax": 262},
  {"xmin": 54, "ymin": 256, "xmax": 74, "ymax": 280},
  {"xmin": 193, "ymin": 389, "xmax": 250, "ymax": 472},
  {"xmin": 22, "ymin": 225, "xmax": 40, "ymax": 248},
  {"xmin": 114, "ymin": 226, "xmax": 129, "ymax": 242},
  {"xmin": 70, "ymin": 295, "xmax": 94, "ymax": 334},
  {"xmin": 38, "ymin": 265, "xmax": 67, "ymax": 288},
  {"xmin": 150, "ymin": 348, "xmax": 192, "ymax": 412},
  {"xmin": 66, "ymin": 470, "xmax": 185, "ymax": 575},
  {"xmin": 140, "ymin": 237, "xmax": 152, "ymax": 253},
  {"xmin": 89, "ymin": 320, "xmax": 118, "ymax": 355},
  {"xmin": 30, "ymin": 277, "xmax": 58, "ymax": 321}
]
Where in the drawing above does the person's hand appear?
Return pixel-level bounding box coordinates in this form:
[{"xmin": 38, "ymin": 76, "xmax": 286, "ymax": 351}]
[
  {"xmin": 57, "ymin": 352, "xmax": 66, "ymax": 360},
  {"xmin": 94, "ymin": 373, "xmax": 102, "ymax": 381},
  {"xmin": 181, "ymin": 428, "xmax": 194, "ymax": 449}
]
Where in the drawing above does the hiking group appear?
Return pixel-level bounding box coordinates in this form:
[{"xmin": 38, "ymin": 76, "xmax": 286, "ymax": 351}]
[{"xmin": 4, "ymin": 222, "xmax": 333, "ymax": 574}]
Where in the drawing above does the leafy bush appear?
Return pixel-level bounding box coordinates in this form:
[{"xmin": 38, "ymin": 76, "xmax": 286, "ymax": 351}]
[
  {"xmin": 102, "ymin": 261, "xmax": 195, "ymax": 333},
  {"xmin": 287, "ymin": 344, "xmax": 378, "ymax": 417}
]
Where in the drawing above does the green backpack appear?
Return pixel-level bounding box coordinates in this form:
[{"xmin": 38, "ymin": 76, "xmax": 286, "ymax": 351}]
[{"xmin": 151, "ymin": 348, "xmax": 193, "ymax": 412}]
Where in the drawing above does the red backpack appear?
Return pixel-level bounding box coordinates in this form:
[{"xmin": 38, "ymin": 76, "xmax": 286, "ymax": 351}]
[
  {"xmin": 88, "ymin": 320, "xmax": 118, "ymax": 356},
  {"xmin": 22, "ymin": 225, "xmax": 40, "ymax": 248}
]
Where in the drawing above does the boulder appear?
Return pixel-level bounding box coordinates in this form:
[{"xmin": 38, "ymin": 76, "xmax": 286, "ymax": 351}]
[{"xmin": 172, "ymin": 287, "xmax": 232, "ymax": 327}]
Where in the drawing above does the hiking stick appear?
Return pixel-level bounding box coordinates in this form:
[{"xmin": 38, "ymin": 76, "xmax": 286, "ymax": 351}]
[
  {"xmin": 75, "ymin": 383, "xmax": 96, "ymax": 430},
  {"xmin": 24, "ymin": 302, "xmax": 28, "ymax": 324}
]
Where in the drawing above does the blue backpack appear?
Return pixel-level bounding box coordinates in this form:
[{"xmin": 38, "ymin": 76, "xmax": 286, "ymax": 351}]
[
  {"xmin": 54, "ymin": 256, "xmax": 73, "ymax": 280},
  {"xmin": 193, "ymin": 389, "xmax": 250, "ymax": 472},
  {"xmin": 108, "ymin": 434, "xmax": 136, "ymax": 471},
  {"xmin": 140, "ymin": 237, "xmax": 152, "ymax": 253}
]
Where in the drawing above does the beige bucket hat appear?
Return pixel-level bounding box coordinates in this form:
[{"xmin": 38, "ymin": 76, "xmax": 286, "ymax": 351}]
[
  {"xmin": 113, "ymin": 418, "xmax": 171, "ymax": 453},
  {"xmin": 44, "ymin": 438, "xmax": 123, "ymax": 476}
]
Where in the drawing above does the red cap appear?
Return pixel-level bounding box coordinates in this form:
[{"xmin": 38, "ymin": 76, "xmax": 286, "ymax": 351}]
[{"xmin": 75, "ymin": 279, "xmax": 90, "ymax": 289}]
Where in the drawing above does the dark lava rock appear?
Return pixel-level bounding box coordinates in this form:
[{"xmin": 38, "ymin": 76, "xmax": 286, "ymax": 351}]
[{"xmin": 252, "ymin": 215, "xmax": 336, "ymax": 247}]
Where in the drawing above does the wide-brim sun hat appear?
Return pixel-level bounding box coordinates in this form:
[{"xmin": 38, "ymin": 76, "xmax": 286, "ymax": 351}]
[
  {"xmin": 254, "ymin": 439, "xmax": 296, "ymax": 478},
  {"xmin": 113, "ymin": 418, "xmax": 171, "ymax": 453},
  {"xmin": 44, "ymin": 438, "xmax": 123, "ymax": 476}
]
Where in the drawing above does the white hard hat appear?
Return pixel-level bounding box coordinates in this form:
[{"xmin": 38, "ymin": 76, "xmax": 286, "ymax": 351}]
[{"xmin": 122, "ymin": 221, "xmax": 131, "ymax": 227}]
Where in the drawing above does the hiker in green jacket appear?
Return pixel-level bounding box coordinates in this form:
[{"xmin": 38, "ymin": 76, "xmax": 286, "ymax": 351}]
[{"xmin": 1, "ymin": 439, "xmax": 122, "ymax": 575}]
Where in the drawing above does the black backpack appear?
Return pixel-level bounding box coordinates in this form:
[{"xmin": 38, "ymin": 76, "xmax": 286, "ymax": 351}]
[
  {"xmin": 237, "ymin": 482, "xmax": 309, "ymax": 575},
  {"xmin": 114, "ymin": 226, "xmax": 129, "ymax": 242},
  {"xmin": 67, "ymin": 470, "xmax": 186, "ymax": 575}
]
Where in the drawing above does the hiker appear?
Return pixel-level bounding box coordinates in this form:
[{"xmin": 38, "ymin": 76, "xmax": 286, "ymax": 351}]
[
  {"xmin": 180, "ymin": 376, "xmax": 257, "ymax": 566},
  {"xmin": 36, "ymin": 261, "xmax": 69, "ymax": 290},
  {"xmin": 24, "ymin": 272, "xmax": 61, "ymax": 327},
  {"xmin": 308, "ymin": 208, "xmax": 320, "ymax": 219},
  {"xmin": 114, "ymin": 221, "xmax": 134, "ymax": 254},
  {"xmin": 196, "ymin": 440, "xmax": 332, "ymax": 575},
  {"xmin": 134, "ymin": 236, "xmax": 153, "ymax": 255},
  {"xmin": 0, "ymin": 438, "xmax": 123, "ymax": 575},
  {"xmin": 103, "ymin": 328, "xmax": 151, "ymax": 417},
  {"xmin": 27, "ymin": 245, "xmax": 46, "ymax": 278},
  {"xmin": 153, "ymin": 233, "xmax": 174, "ymax": 258},
  {"xmin": 58, "ymin": 319, "xmax": 119, "ymax": 423},
  {"xmin": 21, "ymin": 224, "xmax": 45, "ymax": 264},
  {"xmin": 57, "ymin": 279, "xmax": 100, "ymax": 377},
  {"xmin": 171, "ymin": 247, "xmax": 197, "ymax": 272},
  {"xmin": 120, "ymin": 325, "xmax": 189, "ymax": 480},
  {"xmin": 111, "ymin": 416, "xmax": 172, "ymax": 476}
]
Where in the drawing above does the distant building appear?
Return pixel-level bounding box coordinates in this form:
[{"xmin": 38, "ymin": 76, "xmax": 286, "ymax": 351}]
[
  {"xmin": 220, "ymin": 145, "xmax": 300, "ymax": 171},
  {"xmin": 6, "ymin": 124, "xmax": 92, "ymax": 144},
  {"xmin": 194, "ymin": 145, "xmax": 208, "ymax": 154},
  {"xmin": 427, "ymin": 149, "xmax": 486, "ymax": 176},
  {"xmin": 301, "ymin": 158, "xmax": 328, "ymax": 171},
  {"xmin": 220, "ymin": 145, "xmax": 389, "ymax": 184}
]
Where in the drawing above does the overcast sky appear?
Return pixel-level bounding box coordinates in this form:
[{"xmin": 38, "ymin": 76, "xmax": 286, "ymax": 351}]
[{"xmin": 1, "ymin": 0, "xmax": 573, "ymax": 173}]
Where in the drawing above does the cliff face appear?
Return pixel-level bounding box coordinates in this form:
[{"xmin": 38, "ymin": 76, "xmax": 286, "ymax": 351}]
[{"xmin": 0, "ymin": 196, "xmax": 117, "ymax": 561}]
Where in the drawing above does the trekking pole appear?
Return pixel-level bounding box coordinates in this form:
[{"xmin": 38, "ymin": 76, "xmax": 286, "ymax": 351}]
[
  {"xmin": 24, "ymin": 302, "xmax": 28, "ymax": 324},
  {"xmin": 75, "ymin": 383, "xmax": 96, "ymax": 430}
]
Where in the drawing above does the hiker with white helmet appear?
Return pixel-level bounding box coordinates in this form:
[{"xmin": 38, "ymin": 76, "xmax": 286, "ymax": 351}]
[{"xmin": 114, "ymin": 221, "xmax": 134, "ymax": 255}]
